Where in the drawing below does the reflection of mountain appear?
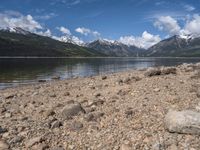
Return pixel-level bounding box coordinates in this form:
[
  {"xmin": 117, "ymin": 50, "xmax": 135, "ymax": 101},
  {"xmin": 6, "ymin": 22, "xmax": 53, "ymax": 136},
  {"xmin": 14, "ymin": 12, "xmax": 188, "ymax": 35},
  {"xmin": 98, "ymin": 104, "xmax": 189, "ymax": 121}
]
[{"xmin": 1, "ymin": 58, "xmax": 200, "ymax": 89}]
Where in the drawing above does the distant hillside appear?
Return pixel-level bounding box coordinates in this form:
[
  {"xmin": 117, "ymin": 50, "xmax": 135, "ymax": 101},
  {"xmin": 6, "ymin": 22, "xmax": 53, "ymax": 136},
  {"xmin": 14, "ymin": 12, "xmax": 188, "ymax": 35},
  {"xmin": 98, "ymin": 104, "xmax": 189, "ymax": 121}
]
[
  {"xmin": 87, "ymin": 40, "xmax": 145, "ymax": 57},
  {"xmin": 146, "ymin": 35, "xmax": 200, "ymax": 57},
  {"xmin": 0, "ymin": 28, "xmax": 104, "ymax": 57}
]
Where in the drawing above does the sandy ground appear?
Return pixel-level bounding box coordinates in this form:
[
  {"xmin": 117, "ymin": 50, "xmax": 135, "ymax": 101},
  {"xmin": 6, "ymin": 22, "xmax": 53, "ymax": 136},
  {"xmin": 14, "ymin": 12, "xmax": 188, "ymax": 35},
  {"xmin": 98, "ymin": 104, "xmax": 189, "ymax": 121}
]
[{"xmin": 1, "ymin": 63, "xmax": 200, "ymax": 150}]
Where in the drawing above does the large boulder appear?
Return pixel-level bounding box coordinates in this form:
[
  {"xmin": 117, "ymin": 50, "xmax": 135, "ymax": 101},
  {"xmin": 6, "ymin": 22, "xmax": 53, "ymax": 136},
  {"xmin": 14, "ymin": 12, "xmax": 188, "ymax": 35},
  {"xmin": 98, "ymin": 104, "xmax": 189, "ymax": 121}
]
[
  {"xmin": 61, "ymin": 102, "xmax": 85, "ymax": 120},
  {"xmin": 165, "ymin": 110, "xmax": 200, "ymax": 135}
]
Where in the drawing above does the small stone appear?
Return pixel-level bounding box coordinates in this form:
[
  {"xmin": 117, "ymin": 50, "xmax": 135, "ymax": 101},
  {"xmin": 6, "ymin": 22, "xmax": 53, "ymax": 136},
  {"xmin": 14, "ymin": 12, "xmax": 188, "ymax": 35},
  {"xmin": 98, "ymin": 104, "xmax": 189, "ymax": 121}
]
[
  {"xmin": 161, "ymin": 67, "xmax": 176, "ymax": 75},
  {"xmin": 94, "ymin": 112, "xmax": 105, "ymax": 119},
  {"xmin": 0, "ymin": 127, "xmax": 8, "ymax": 134},
  {"xmin": 51, "ymin": 120, "xmax": 62, "ymax": 129},
  {"xmin": 144, "ymin": 68, "xmax": 161, "ymax": 77},
  {"xmin": 49, "ymin": 94, "xmax": 56, "ymax": 98},
  {"xmin": 69, "ymin": 121, "xmax": 83, "ymax": 131},
  {"xmin": 125, "ymin": 110, "xmax": 133, "ymax": 117},
  {"xmin": 10, "ymin": 136, "xmax": 23, "ymax": 144},
  {"xmin": 120, "ymin": 144, "xmax": 131, "ymax": 150},
  {"xmin": 153, "ymin": 88, "xmax": 160, "ymax": 92},
  {"xmin": 51, "ymin": 76, "xmax": 61, "ymax": 80},
  {"xmin": 123, "ymin": 77, "xmax": 131, "ymax": 84},
  {"xmin": 36, "ymin": 143, "xmax": 49, "ymax": 150},
  {"xmin": 84, "ymin": 113, "xmax": 95, "ymax": 122},
  {"xmin": 0, "ymin": 140, "xmax": 9, "ymax": 150},
  {"xmin": 4, "ymin": 93, "xmax": 15, "ymax": 99},
  {"xmin": 101, "ymin": 76, "xmax": 107, "ymax": 80},
  {"xmin": 38, "ymin": 79, "xmax": 46, "ymax": 83},
  {"xmin": 64, "ymin": 92, "xmax": 70, "ymax": 96},
  {"xmin": 26, "ymin": 136, "xmax": 43, "ymax": 148},
  {"xmin": 5, "ymin": 113, "xmax": 12, "ymax": 118},
  {"xmin": 45, "ymin": 109, "xmax": 55, "ymax": 118},
  {"xmin": 165, "ymin": 110, "xmax": 200, "ymax": 135},
  {"xmin": 61, "ymin": 102, "xmax": 85, "ymax": 120},
  {"xmin": 94, "ymin": 93, "xmax": 101, "ymax": 97}
]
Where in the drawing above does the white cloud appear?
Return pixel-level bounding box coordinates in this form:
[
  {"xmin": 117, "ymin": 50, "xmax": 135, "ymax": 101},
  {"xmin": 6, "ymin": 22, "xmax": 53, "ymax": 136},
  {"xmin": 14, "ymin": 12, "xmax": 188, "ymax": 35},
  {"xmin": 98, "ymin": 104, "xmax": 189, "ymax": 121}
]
[
  {"xmin": 154, "ymin": 14, "xmax": 200, "ymax": 38},
  {"xmin": 0, "ymin": 11, "xmax": 42, "ymax": 32},
  {"xmin": 183, "ymin": 14, "xmax": 200, "ymax": 37},
  {"xmin": 57, "ymin": 26, "xmax": 71, "ymax": 35},
  {"xmin": 184, "ymin": 4, "xmax": 195, "ymax": 12},
  {"xmin": 119, "ymin": 31, "xmax": 161, "ymax": 49},
  {"xmin": 37, "ymin": 29, "xmax": 52, "ymax": 37},
  {"xmin": 154, "ymin": 16, "xmax": 181, "ymax": 35},
  {"xmin": 75, "ymin": 27, "xmax": 100, "ymax": 36}
]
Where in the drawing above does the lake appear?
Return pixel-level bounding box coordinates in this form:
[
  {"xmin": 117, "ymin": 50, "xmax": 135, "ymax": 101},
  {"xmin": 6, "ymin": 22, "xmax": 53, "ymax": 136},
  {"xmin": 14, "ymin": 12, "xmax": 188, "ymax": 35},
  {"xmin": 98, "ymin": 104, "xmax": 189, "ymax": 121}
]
[{"xmin": 1, "ymin": 57, "xmax": 200, "ymax": 89}]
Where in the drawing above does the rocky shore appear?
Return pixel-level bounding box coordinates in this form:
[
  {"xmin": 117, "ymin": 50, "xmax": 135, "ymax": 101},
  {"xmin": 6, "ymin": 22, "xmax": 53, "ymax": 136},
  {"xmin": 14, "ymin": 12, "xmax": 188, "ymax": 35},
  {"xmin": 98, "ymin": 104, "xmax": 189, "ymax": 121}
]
[{"xmin": 1, "ymin": 63, "xmax": 200, "ymax": 149}]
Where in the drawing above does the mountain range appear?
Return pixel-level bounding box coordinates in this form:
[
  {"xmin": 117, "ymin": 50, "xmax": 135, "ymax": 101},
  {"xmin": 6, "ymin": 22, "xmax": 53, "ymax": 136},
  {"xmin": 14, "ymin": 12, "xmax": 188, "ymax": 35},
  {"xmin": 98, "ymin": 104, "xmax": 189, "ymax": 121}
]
[
  {"xmin": 0, "ymin": 27, "xmax": 104, "ymax": 57},
  {"xmin": 1, "ymin": 27, "xmax": 200, "ymax": 57}
]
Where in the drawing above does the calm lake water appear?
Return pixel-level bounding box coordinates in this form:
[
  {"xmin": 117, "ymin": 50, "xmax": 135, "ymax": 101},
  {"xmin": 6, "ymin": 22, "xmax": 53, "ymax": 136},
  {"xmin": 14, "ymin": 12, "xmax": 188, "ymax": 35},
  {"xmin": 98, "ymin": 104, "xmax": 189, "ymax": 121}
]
[{"xmin": 1, "ymin": 57, "xmax": 200, "ymax": 89}]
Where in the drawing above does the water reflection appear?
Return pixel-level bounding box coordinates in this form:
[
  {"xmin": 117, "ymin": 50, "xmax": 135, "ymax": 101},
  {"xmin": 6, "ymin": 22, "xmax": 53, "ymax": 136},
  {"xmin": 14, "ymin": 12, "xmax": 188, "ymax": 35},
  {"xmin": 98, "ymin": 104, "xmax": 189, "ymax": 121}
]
[{"xmin": 1, "ymin": 57, "xmax": 200, "ymax": 89}]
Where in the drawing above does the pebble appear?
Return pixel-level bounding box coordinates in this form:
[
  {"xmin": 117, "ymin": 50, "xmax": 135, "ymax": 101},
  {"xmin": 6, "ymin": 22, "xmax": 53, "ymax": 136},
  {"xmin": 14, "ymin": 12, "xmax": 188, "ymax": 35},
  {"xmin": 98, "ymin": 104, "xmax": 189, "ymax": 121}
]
[
  {"xmin": 0, "ymin": 140, "xmax": 9, "ymax": 150},
  {"xmin": 26, "ymin": 136, "xmax": 43, "ymax": 148}
]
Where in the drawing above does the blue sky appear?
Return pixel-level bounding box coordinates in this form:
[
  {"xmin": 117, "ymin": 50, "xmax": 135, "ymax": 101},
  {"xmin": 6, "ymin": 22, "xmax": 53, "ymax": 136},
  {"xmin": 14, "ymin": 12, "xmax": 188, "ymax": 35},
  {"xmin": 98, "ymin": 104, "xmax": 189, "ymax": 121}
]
[{"xmin": 0, "ymin": 0, "xmax": 200, "ymax": 48}]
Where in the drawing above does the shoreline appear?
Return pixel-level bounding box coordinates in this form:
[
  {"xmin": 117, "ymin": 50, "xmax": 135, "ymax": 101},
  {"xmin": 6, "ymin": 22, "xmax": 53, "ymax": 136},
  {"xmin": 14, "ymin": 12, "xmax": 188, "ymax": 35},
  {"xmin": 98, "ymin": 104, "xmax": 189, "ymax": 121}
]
[{"xmin": 1, "ymin": 63, "xmax": 200, "ymax": 149}]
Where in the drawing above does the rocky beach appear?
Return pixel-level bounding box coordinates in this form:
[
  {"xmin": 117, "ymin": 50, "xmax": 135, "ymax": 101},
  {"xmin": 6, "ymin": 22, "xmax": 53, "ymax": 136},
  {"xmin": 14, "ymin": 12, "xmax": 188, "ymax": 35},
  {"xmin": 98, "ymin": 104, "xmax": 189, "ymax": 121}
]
[{"xmin": 1, "ymin": 63, "xmax": 200, "ymax": 149}]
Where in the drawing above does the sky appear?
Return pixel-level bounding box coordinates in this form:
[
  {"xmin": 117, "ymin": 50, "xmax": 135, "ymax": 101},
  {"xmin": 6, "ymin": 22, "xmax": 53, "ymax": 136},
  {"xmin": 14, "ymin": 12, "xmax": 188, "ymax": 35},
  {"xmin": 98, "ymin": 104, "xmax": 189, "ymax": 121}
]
[{"xmin": 0, "ymin": 0, "xmax": 200, "ymax": 48}]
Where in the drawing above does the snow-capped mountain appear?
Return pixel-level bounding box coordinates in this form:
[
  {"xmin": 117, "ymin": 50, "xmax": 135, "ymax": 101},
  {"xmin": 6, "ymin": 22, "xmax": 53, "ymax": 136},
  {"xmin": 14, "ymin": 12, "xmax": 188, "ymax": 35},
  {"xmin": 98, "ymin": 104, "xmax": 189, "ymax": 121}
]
[
  {"xmin": 146, "ymin": 35, "xmax": 200, "ymax": 57},
  {"xmin": 1, "ymin": 27, "xmax": 31, "ymax": 35},
  {"xmin": 86, "ymin": 39, "xmax": 145, "ymax": 57}
]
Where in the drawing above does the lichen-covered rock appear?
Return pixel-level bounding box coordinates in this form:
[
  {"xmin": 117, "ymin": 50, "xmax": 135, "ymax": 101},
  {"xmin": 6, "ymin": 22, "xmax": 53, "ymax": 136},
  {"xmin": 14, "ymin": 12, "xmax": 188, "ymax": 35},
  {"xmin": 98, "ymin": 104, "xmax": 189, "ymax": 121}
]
[{"xmin": 165, "ymin": 110, "xmax": 200, "ymax": 135}]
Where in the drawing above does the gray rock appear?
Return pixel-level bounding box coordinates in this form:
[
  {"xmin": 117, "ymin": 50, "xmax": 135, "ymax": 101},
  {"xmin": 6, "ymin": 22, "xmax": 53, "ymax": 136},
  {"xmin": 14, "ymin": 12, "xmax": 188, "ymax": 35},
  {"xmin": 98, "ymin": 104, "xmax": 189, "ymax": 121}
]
[
  {"xmin": 123, "ymin": 77, "xmax": 131, "ymax": 84},
  {"xmin": 161, "ymin": 67, "xmax": 176, "ymax": 75},
  {"xmin": 165, "ymin": 110, "xmax": 200, "ymax": 135},
  {"xmin": 101, "ymin": 76, "xmax": 107, "ymax": 80},
  {"xmin": 51, "ymin": 120, "xmax": 62, "ymax": 129},
  {"xmin": 10, "ymin": 136, "xmax": 23, "ymax": 144},
  {"xmin": 0, "ymin": 126, "xmax": 8, "ymax": 134},
  {"xmin": 61, "ymin": 102, "xmax": 85, "ymax": 120},
  {"xmin": 38, "ymin": 79, "xmax": 46, "ymax": 83},
  {"xmin": 26, "ymin": 136, "xmax": 43, "ymax": 148},
  {"xmin": 0, "ymin": 140, "xmax": 9, "ymax": 150},
  {"xmin": 84, "ymin": 113, "xmax": 95, "ymax": 122},
  {"xmin": 69, "ymin": 121, "xmax": 83, "ymax": 131},
  {"xmin": 45, "ymin": 109, "xmax": 55, "ymax": 118},
  {"xmin": 51, "ymin": 76, "xmax": 61, "ymax": 80},
  {"xmin": 144, "ymin": 68, "xmax": 161, "ymax": 77}
]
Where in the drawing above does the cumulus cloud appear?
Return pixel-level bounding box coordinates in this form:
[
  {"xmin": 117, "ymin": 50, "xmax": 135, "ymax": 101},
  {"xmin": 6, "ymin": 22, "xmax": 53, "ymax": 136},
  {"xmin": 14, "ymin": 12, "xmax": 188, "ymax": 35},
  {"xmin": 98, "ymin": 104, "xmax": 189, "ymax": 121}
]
[
  {"xmin": 154, "ymin": 16, "xmax": 181, "ymax": 35},
  {"xmin": 183, "ymin": 14, "xmax": 200, "ymax": 37},
  {"xmin": 119, "ymin": 31, "xmax": 161, "ymax": 49},
  {"xmin": 57, "ymin": 26, "xmax": 71, "ymax": 35},
  {"xmin": 75, "ymin": 27, "xmax": 100, "ymax": 36},
  {"xmin": 37, "ymin": 29, "xmax": 52, "ymax": 37},
  {"xmin": 154, "ymin": 14, "xmax": 200, "ymax": 38},
  {"xmin": 0, "ymin": 11, "xmax": 42, "ymax": 32}
]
